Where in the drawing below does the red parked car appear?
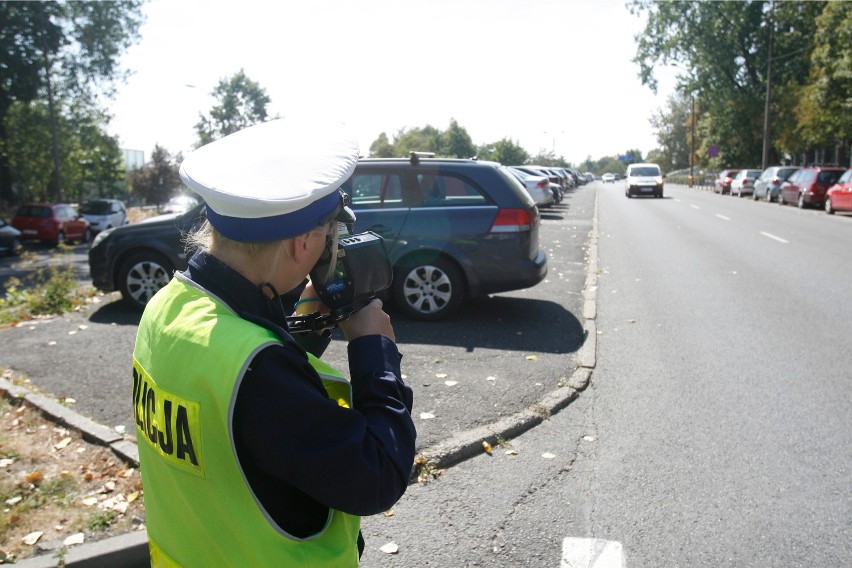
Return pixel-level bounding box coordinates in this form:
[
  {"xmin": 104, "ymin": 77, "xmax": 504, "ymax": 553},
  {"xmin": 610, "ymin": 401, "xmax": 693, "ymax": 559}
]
[
  {"xmin": 824, "ymin": 168, "xmax": 852, "ymax": 214},
  {"xmin": 11, "ymin": 203, "xmax": 92, "ymax": 246},
  {"xmin": 778, "ymin": 167, "xmax": 846, "ymax": 209},
  {"xmin": 714, "ymin": 169, "xmax": 740, "ymax": 194}
]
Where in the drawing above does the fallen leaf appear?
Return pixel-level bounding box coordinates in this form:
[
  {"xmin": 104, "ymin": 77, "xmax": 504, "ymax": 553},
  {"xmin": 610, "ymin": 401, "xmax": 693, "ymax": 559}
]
[
  {"xmin": 78, "ymin": 325, "xmax": 88, "ymax": 330},
  {"xmin": 25, "ymin": 470, "xmax": 43, "ymax": 484},
  {"xmin": 22, "ymin": 531, "xmax": 43, "ymax": 545},
  {"xmin": 583, "ymin": 435, "xmax": 597, "ymax": 442},
  {"xmin": 419, "ymin": 412, "xmax": 435, "ymax": 420},
  {"xmin": 48, "ymin": 341, "xmax": 57, "ymax": 346},
  {"xmin": 379, "ymin": 542, "xmax": 399, "ymax": 554},
  {"xmin": 435, "ymin": 373, "xmax": 448, "ymax": 379},
  {"xmin": 482, "ymin": 441, "xmax": 493, "ymax": 455},
  {"xmin": 542, "ymin": 452, "xmax": 556, "ymax": 459},
  {"xmin": 128, "ymin": 491, "xmax": 140, "ymax": 503},
  {"xmin": 382, "ymin": 509, "xmax": 395, "ymax": 517},
  {"xmin": 64, "ymin": 397, "xmax": 76, "ymax": 404},
  {"xmin": 81, "ymin": 496, "xmax": 98, "ymax": 506},
  {"xmin": 627, "ymin": 319, "xmax": 637, "ymax": 324},
  {"xmin": 526, "ymin": 355, "xmax": 538, "ymax": 361},
  {"xmin": 5, "ymin": 496, "xmax": 22, "ymax": 506},
  {"xmin": 54, "ymin": 437, "xmax": 73, "ymax": 450},
  {"xmin": 486, "ymin": 376, "xmax": 497, "ymax": 382},
  {"xmin": 64, "ymin": 533, "xmax": 85, "ymax": 546},
  {"xmin": 505, "ymin": 449, "xmax": 519, "ymax": 456},
  {"xmin": 444, "ymin": 380, "xmax": 458, "ymax": 386},
  {"xmin": 115, "ymin": 425, "xmax": 126, "ymax": 434},
  {"xmin": 0, "ymin": 458, "xmax": 14, "ymax": 468}
]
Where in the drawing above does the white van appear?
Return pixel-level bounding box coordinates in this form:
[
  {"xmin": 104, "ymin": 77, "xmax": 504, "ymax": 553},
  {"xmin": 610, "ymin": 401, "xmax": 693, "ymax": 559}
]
[{"xmin": 625, "ymin": 163, "xmax": 664, "ymax": 198}]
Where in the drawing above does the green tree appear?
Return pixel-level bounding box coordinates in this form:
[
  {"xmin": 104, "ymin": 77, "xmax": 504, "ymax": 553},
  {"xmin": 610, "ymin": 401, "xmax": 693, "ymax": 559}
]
[
  {"xmin": 650, "ymin": 92, "xmax": 692, "ymax": 171},
  {"xmin": 628, "ymin": 0, "xmax": 826, "ymax": 167},
  {"xmin": 441, "ymin": 119, "xmax": 476, "ymax": 158},
  {"xmin": 0, "ymin": 0, "xmax": 144, "ymax": 203},
  {"xmin": 130, "ymin": 145, "xmax": 181, "ymax": 208},
  {"xmin": 195, "ymin": 69, "xmax": 272, "ymax": 146},
  {"xmin": 368, "ymin": 132, "xmax": 395, "ymax": 158},
  {"xmin": 481, "ymin": 138, "xmax": 529, "ymax": 166},
  {"xmin": 794, "ymin": 1, "xmax": 851, "ymax": 163}
]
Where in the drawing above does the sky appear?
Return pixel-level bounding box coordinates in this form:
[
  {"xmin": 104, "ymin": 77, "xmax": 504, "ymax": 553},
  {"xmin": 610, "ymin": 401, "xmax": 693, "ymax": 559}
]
[{"xmin": 107, "ymin": 0, "xmax": 679, "ymax": 167}]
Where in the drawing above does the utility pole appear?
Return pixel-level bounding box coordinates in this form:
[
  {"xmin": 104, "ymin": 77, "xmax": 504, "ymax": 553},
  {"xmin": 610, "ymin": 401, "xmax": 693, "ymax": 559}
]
[{"xmin": 762, "ymin": 2, "xmax": 775, "ymax": 171}]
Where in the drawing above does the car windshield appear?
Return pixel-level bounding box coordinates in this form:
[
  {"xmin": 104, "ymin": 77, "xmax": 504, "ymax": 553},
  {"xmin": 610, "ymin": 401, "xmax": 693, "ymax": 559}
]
[
  {"xmin": 80, "ymin": 201, "xmax": 111, "ymax": 215},
  {"xmin": 632, "ymin": 167, "xmax": 660, "ymax": 176}
]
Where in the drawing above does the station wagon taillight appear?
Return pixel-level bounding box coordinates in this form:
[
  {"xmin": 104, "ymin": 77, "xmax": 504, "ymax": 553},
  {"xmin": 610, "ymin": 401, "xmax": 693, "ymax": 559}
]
[{"xmin": 490, "ymin": 208, "xmax": 536, "ymax": 233}]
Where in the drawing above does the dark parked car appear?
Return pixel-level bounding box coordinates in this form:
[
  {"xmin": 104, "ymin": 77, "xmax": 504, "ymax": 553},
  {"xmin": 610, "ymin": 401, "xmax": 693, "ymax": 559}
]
[
  {"xmin": 88, "ymin": 203, "xmax": 205, "ymax": 307},
  {"xmin": 0, "ymin": 217, "xmax": 22, "ymax": 256},
  {"xmin": 340, "ymin": 155, "xmax": 548, "ymax": 320},
  {"xmin": 824, "ymin": 168, "xmax": 852, "ymax": 214},
  {"xmin": 713, "ymin": 169, "xmax": 740, "ymax": 195},
  {"xmin": 779, "ymin": 166, "xmax": 845, "ymax": 209},
  {"xmin": 11, "ymin": 203, "xmax": 91, "ymax": 246}
]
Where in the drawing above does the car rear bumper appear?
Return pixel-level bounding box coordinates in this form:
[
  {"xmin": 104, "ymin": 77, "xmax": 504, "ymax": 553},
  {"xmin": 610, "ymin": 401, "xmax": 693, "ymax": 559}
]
[{"xmin": 477, "ymin": 248, "xmax": 548, "ymax": 296}]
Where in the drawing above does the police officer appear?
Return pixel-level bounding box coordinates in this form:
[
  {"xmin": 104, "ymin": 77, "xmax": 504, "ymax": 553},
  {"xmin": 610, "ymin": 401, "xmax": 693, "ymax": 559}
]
[{"xmin": 132, "ymin": 118, "xmax": 417, "ymax": 567}]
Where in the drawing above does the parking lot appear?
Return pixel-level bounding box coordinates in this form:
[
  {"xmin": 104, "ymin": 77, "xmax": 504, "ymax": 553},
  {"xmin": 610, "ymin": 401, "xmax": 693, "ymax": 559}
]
[{"xmin": 0, "ymin": 185, "xmax": 597, "ymax": 452}]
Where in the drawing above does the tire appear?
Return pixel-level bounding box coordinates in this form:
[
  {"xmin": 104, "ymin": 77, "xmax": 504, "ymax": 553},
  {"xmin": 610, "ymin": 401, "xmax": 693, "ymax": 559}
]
[
  {"xmin": 778, "ymin": 193, "xmax": 785, "ymax": 206},
  {"xmin": 6, "ymin": 237, "xmax": 21, "ymax": 256},
  {"xmin": 118, "ymin": 251, "xmax": 174, "ymax": 309},
  {"xmin": 825, "ymin": 198, "xmax": 835, "ymax": 215},
  {"xmin": 79, "ymin": 228, "xmax": 92, "ymax": 244},
  {"xmin": 54, "ymin": 231, "xmax": 66, "ymax": 247},
  {"xmin": 392, "ymin": 256, "xmax": 464, "ymax": 321},
  {"xmin": 797, "ymin": 193, "xmax": 806, "ymax": 209}
]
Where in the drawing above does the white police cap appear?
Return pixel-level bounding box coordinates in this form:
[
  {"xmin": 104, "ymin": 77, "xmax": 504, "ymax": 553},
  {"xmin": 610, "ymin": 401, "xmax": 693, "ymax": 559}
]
[{"xmin": 179, "ymin": 118, "xmax": 358, "ymax": 242}]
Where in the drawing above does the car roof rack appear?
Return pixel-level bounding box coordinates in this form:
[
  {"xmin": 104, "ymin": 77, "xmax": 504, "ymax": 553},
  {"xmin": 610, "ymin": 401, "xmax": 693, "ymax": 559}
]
[{"xmin": 409, "ymin": 151, "xmax": 436, "ymax": 165}]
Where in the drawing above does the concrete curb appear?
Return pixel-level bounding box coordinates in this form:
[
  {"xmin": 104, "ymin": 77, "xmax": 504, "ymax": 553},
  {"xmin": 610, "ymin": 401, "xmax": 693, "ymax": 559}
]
[{"xmin": 3, "ymin": 187, "xmax": 602, "ymax": 567}]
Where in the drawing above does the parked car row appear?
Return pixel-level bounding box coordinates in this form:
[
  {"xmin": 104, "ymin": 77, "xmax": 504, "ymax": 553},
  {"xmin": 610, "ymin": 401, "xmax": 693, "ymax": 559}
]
[
  {"xmin": 89, "ymin": 154, "xmax": 550, "ymax": 321},
  {"xmin": 711, "ymin": 165, "xmax": 852, "ymax": 213}
]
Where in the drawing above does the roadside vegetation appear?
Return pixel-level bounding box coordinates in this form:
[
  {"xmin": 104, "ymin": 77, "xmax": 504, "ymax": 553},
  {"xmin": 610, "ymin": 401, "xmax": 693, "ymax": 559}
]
[
  {"xmin": 0, "ymin": 393, "xmax": 144, "ymax": 563},
  {"xmin": 0, "ymin": 259, "xmax": 93, "ymax": 329}
]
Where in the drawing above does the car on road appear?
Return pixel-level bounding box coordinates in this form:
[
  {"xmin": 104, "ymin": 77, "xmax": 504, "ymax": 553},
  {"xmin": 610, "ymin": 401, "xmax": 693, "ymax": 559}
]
[
  {"xmin": 79, "ymin": 198, "xmax": 128, "ymax": 234},
  {"xmin": 625, "ymin": 163, "xmax": 664, "ymax": 198},
  {"xmin": 88, "ymin": 203, "xmax": 206, "ymax": 308},
  {"xmin": 778, "ymin": 166, "xmax": 845, "ymax": 209},
  {"xmin": 0, "ymin": 217, "xmax": 22, "ymax": 256},
  {"xmin": 754, "ymin": 166, "xmax": 799, "ymax": 202},
  {"xmin": 508, "ymin": 167, "xmax": 555, "ymax": 208},
  {"xmin": 713, "ymin": 169, "xmax": 740, "ymax": 195},
  {"xmin": 731, "ymin": 169, "xmax": 762, "ymax": 197},
  {"xmin": 341, "ymin": 154, "xmax": 548, "ymax": 320},
  {"xmin": 601, "ymin": 173, "xmax": 615, "ymax": 183},
  {"xmin": 11, "ymin": 203, "xmax": 91, "ymax": 246},
  {"xmin": 161, "ymin": 194, "xmax": 199, "ymax": 215},
  {"xmin": 824, "ymin": 168, "xmax": 852, "ymax": 214}
]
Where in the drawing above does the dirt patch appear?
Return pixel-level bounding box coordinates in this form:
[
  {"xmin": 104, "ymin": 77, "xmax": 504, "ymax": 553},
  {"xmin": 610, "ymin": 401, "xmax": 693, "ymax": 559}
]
[{"xmin": 0, "ymin": 396, "xmax": 145, "ymax": 563}]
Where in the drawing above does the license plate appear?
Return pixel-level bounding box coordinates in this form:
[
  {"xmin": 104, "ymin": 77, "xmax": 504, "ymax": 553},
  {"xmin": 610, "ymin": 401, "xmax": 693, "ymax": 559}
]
[
  {"xmin": 23, "ymin": 229, "xmax": 38, "ymax": 235},
  {"xmin": 640, "ymin": 187, "xmax": 653, "ymax": 192}
]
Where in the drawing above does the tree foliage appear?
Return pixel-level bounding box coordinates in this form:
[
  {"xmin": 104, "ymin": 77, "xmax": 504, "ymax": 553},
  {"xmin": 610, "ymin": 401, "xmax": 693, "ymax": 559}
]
[
  {"xmin": 0, "ymin": 0, "xmax": 144, "ymax": 204},
  {"xmin": 194, "ymin": 69, "xmax": 272, "ymax": 147},
  {"xmin": 630, "ymin": 0, "xmax": 848, "ymax": 168},
  {"xmin": 130, "ymin": 145, "xmax": 181, "ymax": 207}
]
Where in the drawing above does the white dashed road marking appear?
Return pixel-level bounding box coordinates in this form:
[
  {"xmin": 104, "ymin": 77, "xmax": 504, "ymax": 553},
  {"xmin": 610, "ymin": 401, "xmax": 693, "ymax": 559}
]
[
  {"xmin": 561, "ymin": 538, "xmax": 625, "ymax": 567},
  {"xmin": 690, "ymin": 204, "xmax": 700, "ymax": 209},
  {"xmin": 760, "ymin": 231, "xmax": 789, "ymax": 243},
  {"xmin": 716, "ymin": 214, "xmax": 731, "ymax": 221}
]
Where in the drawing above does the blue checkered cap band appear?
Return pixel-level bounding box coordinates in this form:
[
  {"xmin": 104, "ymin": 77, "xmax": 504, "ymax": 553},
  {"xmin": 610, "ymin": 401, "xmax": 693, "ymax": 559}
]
[{"xmin": 179, "ymin": 118, "xmax": 359, "ymax": 242}]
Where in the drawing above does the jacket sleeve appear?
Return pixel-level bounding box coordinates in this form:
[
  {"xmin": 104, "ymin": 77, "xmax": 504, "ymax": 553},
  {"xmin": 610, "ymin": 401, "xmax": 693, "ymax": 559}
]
[{"xmin": 234, "ymin": 335, "xmax": 416, "ymax": 516}]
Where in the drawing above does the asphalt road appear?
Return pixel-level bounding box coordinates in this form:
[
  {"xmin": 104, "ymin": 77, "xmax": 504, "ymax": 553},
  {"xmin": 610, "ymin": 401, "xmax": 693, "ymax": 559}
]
[
  {"xmin": 355, "ymin": 183, "xmax": 852, "ymax": 567},
  {"xmin": 0, "ymin": 185, "xmax": 596, "ymax": 453}
]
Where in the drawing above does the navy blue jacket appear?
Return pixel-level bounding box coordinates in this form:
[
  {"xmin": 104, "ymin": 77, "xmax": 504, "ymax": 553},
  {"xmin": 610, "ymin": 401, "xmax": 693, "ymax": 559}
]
[{"xmin": 183, "ymin": 251, "xmax": 416, "ymax": 538}]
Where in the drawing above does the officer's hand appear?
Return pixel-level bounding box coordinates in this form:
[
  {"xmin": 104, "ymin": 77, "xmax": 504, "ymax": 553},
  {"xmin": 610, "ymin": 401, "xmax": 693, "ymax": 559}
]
[{"xmin": 339, "ymin": 298, "xmax": 395, "ymax": 342}]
